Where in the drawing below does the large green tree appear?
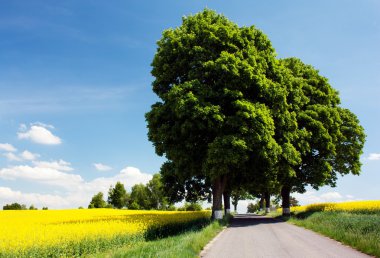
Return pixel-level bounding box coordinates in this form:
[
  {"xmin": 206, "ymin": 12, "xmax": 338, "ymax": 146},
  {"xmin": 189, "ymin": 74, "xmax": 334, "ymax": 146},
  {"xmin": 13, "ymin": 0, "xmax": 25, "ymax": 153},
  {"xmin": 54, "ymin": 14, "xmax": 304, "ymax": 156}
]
[
  {"xmin": 277, "ymin": 58, "xmax": 365, "ymax": 215},
  {"xmin": 129, "ymin": 183, "xmax": 150, "ymax": 210},
  {"xmin": 146, "ymin": 174, "xmax": 168, "ymax": 210},
  {"xmin": 146, "ymin": 9, "xmax": 283, "ymax": 219},
  {"xmin": 108, "ymin": 182, "xmax": 128, "ymax": 209},
  {"xmin": 88, "ymin": 192, "xmax": 107, "ymax": 209}
]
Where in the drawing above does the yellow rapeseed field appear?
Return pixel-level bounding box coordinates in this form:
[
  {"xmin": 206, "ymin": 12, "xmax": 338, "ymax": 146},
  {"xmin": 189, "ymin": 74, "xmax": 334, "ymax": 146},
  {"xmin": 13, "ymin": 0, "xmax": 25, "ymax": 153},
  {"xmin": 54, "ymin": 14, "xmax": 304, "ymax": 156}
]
[
  {"xmin": 277, "ymin": 200, "xmax": 380, "ymax": 213},
  {"xmin": 0, "ymin": 209, "xmax": 210, "ymax": 256}
]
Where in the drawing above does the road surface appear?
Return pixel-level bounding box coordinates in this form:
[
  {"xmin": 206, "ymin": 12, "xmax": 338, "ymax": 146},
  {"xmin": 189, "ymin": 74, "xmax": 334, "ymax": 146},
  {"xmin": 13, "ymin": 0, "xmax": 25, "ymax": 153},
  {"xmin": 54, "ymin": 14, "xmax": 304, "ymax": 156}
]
[{"xmin": 200, "ymin": 214, "xmax": 371, "ymax": 258}]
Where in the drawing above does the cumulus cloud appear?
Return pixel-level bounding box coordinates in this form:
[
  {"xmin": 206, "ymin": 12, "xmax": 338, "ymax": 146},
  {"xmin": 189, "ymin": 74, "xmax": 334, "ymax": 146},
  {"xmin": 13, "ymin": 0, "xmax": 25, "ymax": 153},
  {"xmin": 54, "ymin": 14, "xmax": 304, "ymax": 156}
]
[
  {"xmin": 368, "ymin": 153, "xmax": 380, "ymax": 160},
  {"xmin": 33, "ymin": 159, "xmax": 73, "ymax": 172},
  {"xmin": 94, "ymin": 163, "xmax": 112, "ymax": 171},
  {"xmin": 0, "ymin": 162, "xmax": 153, "ymax": 208},
  {"xmin": 292, "ymin": 190, "xmax": 358, "ymax": 205},
  {"xmin": 0, "ymin": 143, "xmax": 17, "ymax": 152},
  {"xmin": 0, "ymin": 165, "xmax": 83, "ymax": 190},
  {"xmin": 0, "ymin": 187, "xmax": 69, "ymax": 208},
  {"xmin": 3, "ymin": 152, "xmax": 22, "ymax": 162},
  {"xmin": 18, "ymin": 124, "xmax": 62, "ymax": 145},
  {"xmin": 20, "ymin": 150, "xmax": 40, "ymax": 161}
]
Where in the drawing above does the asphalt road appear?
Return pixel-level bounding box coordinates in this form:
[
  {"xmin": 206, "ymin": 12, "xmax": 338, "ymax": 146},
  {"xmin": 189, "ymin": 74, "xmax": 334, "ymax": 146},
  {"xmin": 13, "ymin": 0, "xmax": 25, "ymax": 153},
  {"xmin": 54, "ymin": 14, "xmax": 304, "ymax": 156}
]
[{"xmin": 200, "ymin": 214, "xmax": 371, "ymax": 258}]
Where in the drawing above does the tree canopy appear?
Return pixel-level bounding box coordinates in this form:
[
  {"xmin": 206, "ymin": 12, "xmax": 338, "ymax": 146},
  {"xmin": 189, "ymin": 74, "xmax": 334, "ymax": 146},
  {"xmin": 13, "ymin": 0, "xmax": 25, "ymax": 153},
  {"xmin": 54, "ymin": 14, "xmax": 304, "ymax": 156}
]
[
  {"xmin": 146, "ymin": 9, "xmax": 365, "ymax": 218},
  {"xmin": 88, "ymin": 192, "xmax": 107, "ymax": 209},
  {"xmin": 108, "ymin": 182, "xmax": 128, "ymax": 209}
]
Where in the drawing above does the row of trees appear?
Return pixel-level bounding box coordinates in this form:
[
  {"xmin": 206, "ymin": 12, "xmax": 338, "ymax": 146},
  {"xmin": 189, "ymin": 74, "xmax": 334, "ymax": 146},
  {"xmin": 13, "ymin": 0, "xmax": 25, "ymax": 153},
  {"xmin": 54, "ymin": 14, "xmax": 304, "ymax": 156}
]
[
  {"xmin": 145, "ymin": 9, "xmax": 365, "ymax": 219},
  {"xmin": 3, "ymin": 203, "xmax": 48, "ymax": 210},
  {"xmin": 88, "ymin": 174, "xmax": 172, "ymax": 210}
]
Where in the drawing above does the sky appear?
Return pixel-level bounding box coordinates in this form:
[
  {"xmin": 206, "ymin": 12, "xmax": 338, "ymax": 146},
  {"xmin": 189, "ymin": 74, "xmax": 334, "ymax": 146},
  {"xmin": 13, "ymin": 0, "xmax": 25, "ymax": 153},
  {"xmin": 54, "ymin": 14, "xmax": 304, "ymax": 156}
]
[{"xmin": 0, "ymin": 0, "xmax": 379, "ymax": 212}]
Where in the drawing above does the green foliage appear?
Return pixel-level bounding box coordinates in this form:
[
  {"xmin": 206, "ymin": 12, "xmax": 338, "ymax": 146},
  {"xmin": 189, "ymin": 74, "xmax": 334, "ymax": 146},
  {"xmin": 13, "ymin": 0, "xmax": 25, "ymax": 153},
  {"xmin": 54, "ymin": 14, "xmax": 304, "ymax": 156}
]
[
  {"xmin": 128, "ymin": 173, "xmax": 171, "ymax": 210},
  {"xmin": 231, "ymin": 189, "xmax": 253, "ymax": 211},
  {"xmin": 129, "ymin": 183, "xmax": 150, "ymax": 210},
  {"xmin": 42, "ymin": 207, "xmax": 48, "ymax": 210},
  {"xmin": 108, "ymin": 182, "xmax": 129, "ymax": 209},
  {"xmin": 278, "ymin": 58, "xmax": 366, "ymax": 193},
  {"xmin": 29, "ymin": 205, "xmax": 38, "ymax": 210},
  {"xmin": 146, "ymin": 174, "xmax": 169, "ymax": 210},
  {"xmin": 88, "ymin": 192, "xmax": 107, "ymax": 209},
  {"xmin": 146, "ymin": 9, "xmax": 285, "ymax": 215},
  {"xmin": 247, "ymin": 202, "xmax": 260, "ymax": 213},
  {"xmin": 178, "ymin": 202, "xmax": 203, "ymax": 211},
  {"xmin": 3, "ymin": 203, "xmax": 27, "ymax": 210},
  {"xmin": 290, "ymin": 196, "xmax": 299, "ymax": 207},
  {"xmin": 146, "ymin": 9, "xmax": 365, "ymax": 215}
]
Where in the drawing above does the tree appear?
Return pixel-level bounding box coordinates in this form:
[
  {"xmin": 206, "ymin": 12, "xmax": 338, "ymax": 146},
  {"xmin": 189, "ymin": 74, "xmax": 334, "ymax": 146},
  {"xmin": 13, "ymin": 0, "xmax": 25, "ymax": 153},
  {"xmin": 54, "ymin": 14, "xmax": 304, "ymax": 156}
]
[
  {"xmin": 146, "ymin": 174, "xmax": 168, "ymax": 210},
  {"xmin": 29, "ymin": 205, "xmax": 37, "ymax": 210},
  {"xmin": 178, "ymin": 202, "xmax": 203, "ymax": 211},
  {"xmin": 277, "ymin": 58, "xmax": 365, "ymax": 215},
  {"xmin": 146, "ymin": 9, "xmax": 283, "ymax": 220},
  {"xmin": 3, "ymin": 203, "xmax": 27, "ymax": 210},
  {"xmin": 231, "ymin": 189, "xmax": 253, "ymax": 212},
  {"xmin": 247, "ymin": 202, "xmax": 260, "ymax": 213},
  {"xmin": 108, "ymin": 182, "xmax": 128, "ymax": 209},
  {"xmin": 88, "ymin": 192, "xmax": 107, "ymax": 209},
  {"xmin": 290, "ymin": 196, "xmax": 299, "ymax": 207},
  {"xmin": 129, "ymin": 183, "xmax": 150, "ymax": 210}
]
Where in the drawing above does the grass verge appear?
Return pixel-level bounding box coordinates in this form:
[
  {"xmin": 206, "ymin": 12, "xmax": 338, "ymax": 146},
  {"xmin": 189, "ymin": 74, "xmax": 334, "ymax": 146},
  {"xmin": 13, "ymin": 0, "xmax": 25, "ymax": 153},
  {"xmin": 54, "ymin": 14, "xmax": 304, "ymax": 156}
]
[
  {"xmin": 271, "ymin": 211, "xmax": 380, "ymax": 257},
  {"xmin": 89, "ymin": 218, "xmax": 228, "ymax": 258}
]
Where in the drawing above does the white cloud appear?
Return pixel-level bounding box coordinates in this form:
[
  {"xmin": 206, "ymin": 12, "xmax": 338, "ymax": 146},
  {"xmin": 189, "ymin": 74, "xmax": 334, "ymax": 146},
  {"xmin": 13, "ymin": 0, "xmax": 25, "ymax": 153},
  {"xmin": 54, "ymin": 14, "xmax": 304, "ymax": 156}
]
[
  {"xmin": 320, "ymin": 192, "xmax": 343, "ymax": 200},
  {"xmin": 0, "ymin": 163, "xmax": 153, "ymax": 208},
  {"xmin": 0, "ymin": 143, "xmax": 17, "ymax": 152},
  {"xmin": 3, "ymin": 152, "xmax": 22, "ymax": 162},
  {"xmin": 292, "ymin": 191, "xmax": 358, "ymax": 205},
  {"xmin": 18, "ymin": 125, "xmax": 62, "ymax": 145},
  {"xmin": 0, "ymin": 187, "xmax": 69, "ymax": 208},
  {"xmin": 20, "ymin": 150, "xmax": 40, "ymax": 161},
  {"xmin": 33, "ymin": 160, "xmax": 73, "ymax": 172},
  {"xmin": 94, "ymin": 163, "xmax": 112, "ymax": 171},
  {"xmin": 0, "ymin": 165, "xmax": 83, "ymax": 190},
  {"xmin": 368, "ymin": 153, "xmax": 380, "ymax": 160},
  {"xmin": 31, "ymin": 122, "xmax": 54, "ymax": 129}
]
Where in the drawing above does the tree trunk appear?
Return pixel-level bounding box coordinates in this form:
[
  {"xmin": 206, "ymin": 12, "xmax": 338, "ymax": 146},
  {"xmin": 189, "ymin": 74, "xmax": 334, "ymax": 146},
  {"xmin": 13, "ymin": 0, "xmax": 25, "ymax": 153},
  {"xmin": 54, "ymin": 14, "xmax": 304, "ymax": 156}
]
[
  {"xmin": 223, "ymin": 191, "xmax": 231, "ymax": 215},
  {"xmin": 212, "ymin": 175, "xmax": 227, "ymax": 220},
  {"xmin": 281, "ymin": 185, "xmax": 291, "ymax": 216},
  {"xmin": 264, "ymin": 191, "xmax": 270, "ymax": 213},
  {"xmin": 234, "ymin": 203, "xmax": 237, "ymax": 212},
  {"xmin": 259, "ymin": 194, "xmax": 264, "ymax": 211}
]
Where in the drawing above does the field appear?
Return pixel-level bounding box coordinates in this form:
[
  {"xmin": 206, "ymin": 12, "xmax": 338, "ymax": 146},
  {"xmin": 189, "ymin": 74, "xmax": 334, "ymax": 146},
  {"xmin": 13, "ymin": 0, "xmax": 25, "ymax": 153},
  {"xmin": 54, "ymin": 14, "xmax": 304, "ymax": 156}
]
[
  {"xmin": 277, "ymin": 200, "xmax": 380, "ymax": 257},
  {"xmin": 0, "ymin": 209, "xmax": 211, "ymax": 257}
]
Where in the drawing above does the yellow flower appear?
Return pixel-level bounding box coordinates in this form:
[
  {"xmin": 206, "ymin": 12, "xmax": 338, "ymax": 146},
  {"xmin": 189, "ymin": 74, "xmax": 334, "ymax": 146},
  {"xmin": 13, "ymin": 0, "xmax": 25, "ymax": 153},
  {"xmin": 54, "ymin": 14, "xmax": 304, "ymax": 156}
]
[{"xmin": 0, "ymin": 209, "xmax": 210, "ymax": 256}]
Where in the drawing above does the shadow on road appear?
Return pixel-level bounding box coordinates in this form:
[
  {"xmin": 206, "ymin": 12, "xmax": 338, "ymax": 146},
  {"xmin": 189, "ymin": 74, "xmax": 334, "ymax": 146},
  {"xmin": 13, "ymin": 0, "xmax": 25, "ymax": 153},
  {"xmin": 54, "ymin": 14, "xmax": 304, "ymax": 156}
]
[{"xmin": 230, "ymin": 214, "xmax": 283, "ymax": 228}]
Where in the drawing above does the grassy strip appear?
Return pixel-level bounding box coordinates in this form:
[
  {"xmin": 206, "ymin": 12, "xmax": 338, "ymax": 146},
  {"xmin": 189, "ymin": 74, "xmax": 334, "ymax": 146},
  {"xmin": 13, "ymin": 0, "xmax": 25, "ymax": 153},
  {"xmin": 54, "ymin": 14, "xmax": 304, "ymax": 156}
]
[
  {"xmin": 278, "ymin": 211, "xmax": 380, "ymax": 257},
  {"xmin": 89, "ymin": 220, "xmax": 227, "ymax": 258}
]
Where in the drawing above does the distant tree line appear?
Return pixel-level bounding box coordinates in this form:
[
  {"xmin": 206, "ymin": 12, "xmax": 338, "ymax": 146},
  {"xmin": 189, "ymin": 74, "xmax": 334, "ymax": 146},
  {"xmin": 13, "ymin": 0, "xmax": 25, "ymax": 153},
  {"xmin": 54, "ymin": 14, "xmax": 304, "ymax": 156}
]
[
  {"xmin": 3, "ymin": 203, "xmax": 48, "ymax": 210},
  {"xmin": 88, "ymin": 174, "xmax": 202, "ymax": 211}
]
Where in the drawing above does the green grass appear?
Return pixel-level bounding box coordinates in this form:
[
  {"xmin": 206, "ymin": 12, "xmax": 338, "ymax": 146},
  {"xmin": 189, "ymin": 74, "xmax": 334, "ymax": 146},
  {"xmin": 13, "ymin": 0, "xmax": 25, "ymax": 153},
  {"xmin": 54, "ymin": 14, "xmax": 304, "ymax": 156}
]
[
  {"xmin": 88, "ymin": 220, "xmax": 226, "ymax": 258},
  {"xmin": 275, "ymin": 211, "xmax": 380, "ymax": 257}
]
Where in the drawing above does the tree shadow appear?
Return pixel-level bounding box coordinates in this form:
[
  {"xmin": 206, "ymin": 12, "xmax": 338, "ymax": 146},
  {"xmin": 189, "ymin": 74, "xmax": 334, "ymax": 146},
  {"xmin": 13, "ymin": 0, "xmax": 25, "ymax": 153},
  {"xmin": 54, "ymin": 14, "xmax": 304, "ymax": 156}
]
[
  {"xmin": 144, "ymin": 218, "xmax": 211, "ymax": 241},
  {"xmin": 272, "ymin": 211, "xmax": 317, "ymax": 221},
  {"xmin": 229, "ymin": 214, "xmax": 283, "ymax": 228}
]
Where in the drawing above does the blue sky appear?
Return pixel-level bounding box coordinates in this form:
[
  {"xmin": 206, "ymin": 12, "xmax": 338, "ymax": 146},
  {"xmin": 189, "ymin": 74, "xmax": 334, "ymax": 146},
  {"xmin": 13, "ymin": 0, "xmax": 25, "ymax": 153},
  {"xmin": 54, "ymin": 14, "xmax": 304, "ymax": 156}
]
[{"xmin": 0, "ymin": 0, "xmax": 379, "ymax": 210}]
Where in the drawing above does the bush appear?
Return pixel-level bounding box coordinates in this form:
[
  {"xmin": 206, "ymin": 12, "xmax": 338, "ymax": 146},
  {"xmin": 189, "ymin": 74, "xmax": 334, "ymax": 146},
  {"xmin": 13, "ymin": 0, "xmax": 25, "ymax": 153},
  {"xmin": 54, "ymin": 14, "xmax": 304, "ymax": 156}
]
[{"xmin": 178, "ymin": 202, "xmax": 203, "ymax": 211}]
